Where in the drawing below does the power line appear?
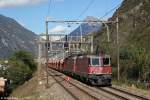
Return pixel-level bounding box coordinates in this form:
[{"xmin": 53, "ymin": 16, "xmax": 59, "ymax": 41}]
[
  {"xmin": 46, "ymin": 0, "xmax": 52, "ymax": 17},
  {"xmin": 100, "ymin": 2, "xmax": 122, "ymax": 20},
  {"xmin": 77, "ymin": 0, "xmax": 95, "ymax": 20}
]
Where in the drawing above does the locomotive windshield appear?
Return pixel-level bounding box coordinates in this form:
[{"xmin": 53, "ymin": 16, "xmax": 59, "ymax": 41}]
[
  {"xmin": 103, "ymin": 57, "xmax": 110, "ymax": 66},
  {"xmin": 91, "ymin": 58, "xmax": 99, "ymax": 66}
]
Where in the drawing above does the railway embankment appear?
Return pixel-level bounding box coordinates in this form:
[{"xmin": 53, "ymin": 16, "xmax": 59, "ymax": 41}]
[{"xmin": 9, "ymin": 58, "xmax": 150, "ymax": 100}]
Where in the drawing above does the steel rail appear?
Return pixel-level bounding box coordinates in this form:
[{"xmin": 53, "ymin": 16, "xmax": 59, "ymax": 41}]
[
  {"xmin": 109, "ymin": 86, "xmax": 150, "ymax": 100},
  {"xmin": 48, "ymin": 69, "xmax": 99, "ymax": 100},
  {"xmin": 47, "ymin": 70, "xmax": 79, "ymax": 100}
]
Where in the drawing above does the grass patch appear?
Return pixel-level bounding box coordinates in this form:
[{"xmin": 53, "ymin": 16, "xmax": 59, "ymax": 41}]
[
  {"xmin": 112, "ymin": 79, "xmax": 150, "ymax": 95},
  {"xmin": 10, "ymin": 74, "xmax": 38, "ymax": 99}
]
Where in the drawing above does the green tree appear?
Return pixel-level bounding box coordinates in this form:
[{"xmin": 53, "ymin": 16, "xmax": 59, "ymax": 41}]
[
  {"xmin": 10, "ymin": 50, "xmax": 37, "ymax": 72},
  {"xmin": 2, "ymin": 50, "xmax": 37, "ymax": 94}
]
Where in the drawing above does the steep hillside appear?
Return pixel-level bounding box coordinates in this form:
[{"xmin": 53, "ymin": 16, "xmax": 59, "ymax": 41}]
[
  {"xmin": 0, "ymin": 15, "xmax": 37, "ymax": 58},
  {"xmin": 94, "ymin": 0, "xmax": 150, "ymax": 53}
]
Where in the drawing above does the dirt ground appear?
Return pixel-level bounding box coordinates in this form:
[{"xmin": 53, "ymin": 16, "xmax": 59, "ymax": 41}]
[{"xmin": 10, "ymin": 58, "xmax": 75, "ymax": 100}]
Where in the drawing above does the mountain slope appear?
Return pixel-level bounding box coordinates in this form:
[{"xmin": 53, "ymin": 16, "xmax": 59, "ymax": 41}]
[
  {"xmin": 69, "ymin": 16, "xmax": 102, "ymax": 36},
  {"xmin": 94, "ymin": 0, "xmax": 150, "ymax": 53},
  {"xmin": 0, "ymin": 15, "xmax": 37, "ymax": 58},
  {"xmin": 110, "ymin": 0, "xmax": 150, "ymax": 47}
]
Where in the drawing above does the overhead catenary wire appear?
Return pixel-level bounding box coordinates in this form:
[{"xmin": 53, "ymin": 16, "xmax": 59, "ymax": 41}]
[
  {"xmin": 46, "ymin": 0, "xmax": 53, "ymax": 17},
  {"xmin": 99, "ymin": 2, "xmax": 122, "ymax": 20},
  {"xmin": 76, "ymin": 0, "xmax": 95, "ymax": 42},
  {"xmin": 77, "ymin": 0, "xmax": 95, "ymax": 20}
]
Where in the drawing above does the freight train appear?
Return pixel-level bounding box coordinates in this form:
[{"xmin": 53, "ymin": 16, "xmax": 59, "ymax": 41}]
[{"xmin": 48, "ymin": 54, "xmax": 112, "ymax": 86}]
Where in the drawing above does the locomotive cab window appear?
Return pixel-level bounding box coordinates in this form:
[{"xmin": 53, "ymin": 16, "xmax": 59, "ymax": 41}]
[
  {"xmin": 103, "ymin": 57, "xmax": 110, "ymax": 66},
  {"xmin": 91, "ymin": 58, "xmax": 100, "ymax": 66}
]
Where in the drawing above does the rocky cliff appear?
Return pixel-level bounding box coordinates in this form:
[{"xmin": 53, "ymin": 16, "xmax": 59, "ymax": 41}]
[{"xmin": 94, "ymin": 0, "xmax": 150, "ymax": 53}]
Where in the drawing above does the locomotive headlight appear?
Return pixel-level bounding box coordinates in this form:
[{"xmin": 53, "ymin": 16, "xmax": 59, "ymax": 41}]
[{"xmin": 92, "ymin": 71, "xmax": 97, "ymax": 74}]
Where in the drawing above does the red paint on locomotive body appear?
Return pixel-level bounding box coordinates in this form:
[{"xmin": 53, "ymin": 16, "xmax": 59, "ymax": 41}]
[
  {"xmin": 88, "ymin": 66, "xmax": 112, "ymax": 74},
  {"xmin": 73, "ymin": 64, "xmax": 76, "ymax": 72}
]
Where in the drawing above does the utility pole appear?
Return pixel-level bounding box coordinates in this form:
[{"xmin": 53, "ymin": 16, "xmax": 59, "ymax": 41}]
[
  {"xmin": 80, "ymin": 25, "xmax": 83, "ymax": 42},
  {"xmin": 45, "ymin": 18, "xmax": 49, "ymax": 87},
  {"xmin": 116, "ymin": 15, "xmax": 120, "ymax": 81},
  {"xmin": 106, "ymin": 24, "xmax": 110, "ymax": 42},
  {"xmin": 80, "ymin": 25, "xmax": 83, "ymax": 51},
  {"xmin": 91, "ymin": 35, "xmax": 93, "ymax": 53}
]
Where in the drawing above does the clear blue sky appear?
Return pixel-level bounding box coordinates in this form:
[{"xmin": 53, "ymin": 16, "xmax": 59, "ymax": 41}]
[{"xmin": 0, "ymin": 0, "xmax": 123, "ymax": 34}]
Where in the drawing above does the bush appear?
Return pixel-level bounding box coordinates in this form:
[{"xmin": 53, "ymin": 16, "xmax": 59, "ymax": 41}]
[
  {"xmin": 119, "ymin": 46, "xmax": 150, "ymax": 85},
  {"xmin": 0, "ymin": 50, "xmax": 37, "ymax": 95},
  {"xmin": 10, "ymin": 50, "xmax": 37, "ymax": 72},
  {"xmin": 6, "ymin": 60, "xmax": 32, "ymax": 93}
]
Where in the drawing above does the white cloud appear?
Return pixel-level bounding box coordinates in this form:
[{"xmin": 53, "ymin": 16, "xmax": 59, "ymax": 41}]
[
  {"xmin": 0, "ymin": 0, "xmax": 48, "ymax": 8},
  {"xmin": 49, "ymin": 25, "xmax": 71, "ymax": 41},
  {"xmin": 49, "ymin": 25, "xmax": 70, "ymax": 33}
]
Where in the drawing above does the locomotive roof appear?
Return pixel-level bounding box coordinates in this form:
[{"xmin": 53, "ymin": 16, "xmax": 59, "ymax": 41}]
[{"xmin": 66, "ymin": 54, "xmax": 110, "ymax": 59}]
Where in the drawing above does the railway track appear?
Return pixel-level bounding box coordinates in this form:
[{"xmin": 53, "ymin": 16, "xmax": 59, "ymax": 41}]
[
  {"xmin": 48, "ymin": 69, "xmax": 100, "ymax": 100},
  {"xmin": 98, "ymin": 86, "xmax": 150, "ymax": 100},
  {"xmin": 47, "ymin": 68, "xmax": 150, "ymax": 100}
]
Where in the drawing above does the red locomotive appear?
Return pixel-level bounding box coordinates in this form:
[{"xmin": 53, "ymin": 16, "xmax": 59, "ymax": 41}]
[{"xmin": 48, "ymin": 54, "xmax": 112, "ymax": 86}]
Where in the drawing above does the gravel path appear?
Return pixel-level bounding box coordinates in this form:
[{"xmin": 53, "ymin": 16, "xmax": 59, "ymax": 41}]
[{"xmin": 37, "ymin": 59, "xmax": 75, "ymax": 100}]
